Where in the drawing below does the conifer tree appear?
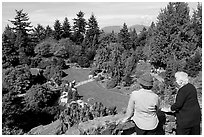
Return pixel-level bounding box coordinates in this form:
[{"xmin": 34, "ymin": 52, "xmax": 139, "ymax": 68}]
[
  {"xmin": 33, "ymin": 24, "xmax": 46, "ymax": 42},
  {"xmin": 2, "ymin": 25, "xmax": 18, "ymax": 68},
  {"xmin": 191, "ymin": 3, "xmax": 202, "ymax": 48},
  {"xmin": 10, "ymin": 9, "xmax": 33, "ymax": 64},
  {"xmin": 53, "ymin": 19, "xmax": 62, "ymax": 40},
  {"xmin": 118, "ymin": 23, "xmax": 132, "ymax": 50},
  {"xmin": 85, "ymin": 14, "xmax": 100, "ymax": 49},
  {"xmin": 129, "ymin": 28, "xmax": 137, "ymax": 50},
  {"xmin": 45, "ymin": 25, "xmax": 53, "ymax": 38},
  {"xmin": 61, "ymin": 17, "xmax": 71, "ymax": 38},
  {"xmin": 150, "ymin": 2, "xmax": 193, "ymax": 67},
  {"xmin": 72, "ymin": 11, "xmax": 87, "ymax": 45}
]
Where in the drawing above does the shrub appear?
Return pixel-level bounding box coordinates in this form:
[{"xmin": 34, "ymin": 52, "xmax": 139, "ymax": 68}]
[
  {"xmin": 38, "ymin": 58, "xmax": 52, "ymax": 69},
  {"xmin": 106, "ymin": 78, "xmax": 118, "ymax": 89},
  {"xmin": 184, "ymin": 51, "xmax": 202, "ymax": 77},
  {"xmin": 78, "ymin": 56, "xmax": 90, "ymax": 68},
  {"xmin": 3, "ymin": 64, "xmax": 32, "ymax": 94},
  {"xmin": 29, "ymin": 56, "xmax": 42, "ymax": 68},
  {"xmin": 34, "ymin": 38, "xmax": 56, "ymax": 57},
  {"xmin": 43, "ymin": 65, "xmax": 67, "ymax": 85}
]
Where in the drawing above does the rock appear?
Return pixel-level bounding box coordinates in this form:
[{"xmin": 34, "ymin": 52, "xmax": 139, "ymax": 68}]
[
  {"xmin": 65, "ymin": 126, "xmax": 81, "ymax": 135},
  {"xmin": 28, "ymin": 119, "xmax": 62, "ymax": 135}
]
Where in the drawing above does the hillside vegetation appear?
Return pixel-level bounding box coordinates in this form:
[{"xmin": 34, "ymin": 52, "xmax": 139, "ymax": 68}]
[{"xmin": 2, "ymin": 2, "xmax": 202, "ymax": 135}]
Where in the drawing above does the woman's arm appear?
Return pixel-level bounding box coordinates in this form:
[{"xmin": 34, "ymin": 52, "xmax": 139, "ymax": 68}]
[{"xmin": 121, "ymin": 94, "xmax": 135, "ymax": 123}]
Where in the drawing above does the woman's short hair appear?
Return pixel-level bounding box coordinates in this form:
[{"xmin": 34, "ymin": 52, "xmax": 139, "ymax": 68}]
[{"xmin": 175, "ymin": 71, "xmax": 189, "ymax": 84}]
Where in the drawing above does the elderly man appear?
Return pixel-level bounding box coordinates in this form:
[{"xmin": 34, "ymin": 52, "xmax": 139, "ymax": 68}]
[{"xmin": 161, "ymin": 71, "xmax": 201, "ymax": 135}]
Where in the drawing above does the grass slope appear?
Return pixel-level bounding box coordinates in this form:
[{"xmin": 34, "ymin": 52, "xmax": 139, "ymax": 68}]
[{"xmin": 62, "ymin": 68, "xmax": 129, "ymax": 112}]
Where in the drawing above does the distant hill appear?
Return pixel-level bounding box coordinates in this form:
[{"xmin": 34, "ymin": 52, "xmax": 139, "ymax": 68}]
[
  {"xmin": 101, "ymin": 24, "xmax": 149, "ymax": 34},
  {"xmin": 101, "ymin": 26, "xmax": 122, "ymax": 34}
]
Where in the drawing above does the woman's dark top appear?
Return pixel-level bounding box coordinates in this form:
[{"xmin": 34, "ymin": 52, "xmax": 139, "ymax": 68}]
[{"xmin": 171, "ymin": 83, "xmax": 201, "ymax": 128}]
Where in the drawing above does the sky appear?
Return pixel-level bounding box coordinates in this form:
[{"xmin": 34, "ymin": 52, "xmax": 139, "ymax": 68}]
[{"xmin": 1, "ymin": 1, "xmax": 199, "ymax": 31}]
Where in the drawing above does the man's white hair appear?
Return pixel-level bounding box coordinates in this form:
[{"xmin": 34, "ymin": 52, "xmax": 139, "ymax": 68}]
[{"xmin": 175, "ymin": 71, "xmax": 189, "ymax": 84}]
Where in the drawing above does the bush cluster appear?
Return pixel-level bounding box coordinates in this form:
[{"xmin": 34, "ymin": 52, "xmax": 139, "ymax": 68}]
[{"xmin": 60, "ymin": 102, "xmax": 117, "ymax": 133}]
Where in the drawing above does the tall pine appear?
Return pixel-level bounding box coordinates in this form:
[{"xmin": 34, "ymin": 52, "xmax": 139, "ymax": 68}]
[
  {"xmin": 10, "ymin": 9, "xmax": 33, "ymax": 65},
  {"xmin": 61, "ymin": 17, "xmax": 71, "ymax": 39},
  {"xmin": 72, "ymin": 11, "xmax": 87, "ymax": 45},
  {"xmin": 53, "ymin": 19, "xmax": 62, "ymax": 40},
  {"xmin": 118, "ymin": 23, "xmax": 132, "ymax": 50}
]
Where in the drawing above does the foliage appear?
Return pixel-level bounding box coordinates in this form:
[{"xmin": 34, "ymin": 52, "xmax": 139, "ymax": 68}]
[
  {"xmin": 2, "ymin": 92, "xmax": 25, "ymax": 129},
  {"xmin": 61, "ymin": 17, "xmax": 71, "ymax": 39},
  {"xmin": 10, "ymin": 9, "xmax": 33, "ymax": 64},
  {"xmin": 184, "ymin": 49, "xmax": 202, "ymax": 77},
  {"xmin": 24, "ymin": 84, "xmax": 60, "ymax": 111},
  {"xmin": 2, "ymin": 25, "xmax": 19, "ymax": 68},
  {"xmin": 84, "ymin": 14, "xmax": 100, "ymax": 51},
  {"xmin": 32, "ymin": 24, "xmax": 46, "ymax": 42},
  {"xmin": 43, "ymin": 65, "xmax": 66, "ymax": 84},
  {"xmin": 72, "ymin": 11, "xmax": 87, "ymax": 44},
  {"xmin": 191, "ymin": 3, "xmax": 202, "ymax": 48},
  {"xmin": 29, "ymin": 56, "xmax": 42, "ymax": 68},
  {"xmin": 106, "ymin": 78, "xmax": 118, "ymax": 89},
  {"xmin": 3, "ymin": 65, "xmax": 32, "ymax": 94},
  {"xmin": 59, "ymin": 101, "xmax": 117, "ymax": 133},
  {"xmin": 118, "ymin": 23, "xmax": 132, "ymax": 50},
  {"xmin": 53, "ymin": 19, "xmax": 63, "ymax": 40},
  {"xmin": 150, "ymin": 2, "xmax": 196, "ymax": 68},
  {"xmin": 45, "ymin": 25, "xmax": 53, "ymax": 38},
  {"xmin": 34, "ymin": 38, "xmax": 57, "ymax": 57},
  {"xmin": 77, "ymin": 56, "xmax": 90, "ymax": 68}
]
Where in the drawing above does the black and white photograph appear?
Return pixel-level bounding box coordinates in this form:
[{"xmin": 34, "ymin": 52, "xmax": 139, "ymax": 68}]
[{"xmin": 1, "ymin": 0, "xmax": 202, "ymax": 135}]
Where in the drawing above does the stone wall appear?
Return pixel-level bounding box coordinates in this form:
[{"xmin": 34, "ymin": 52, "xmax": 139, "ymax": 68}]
[{"xmin": 27, "ymin": 111, "xmax": 180, "ymax": 135}]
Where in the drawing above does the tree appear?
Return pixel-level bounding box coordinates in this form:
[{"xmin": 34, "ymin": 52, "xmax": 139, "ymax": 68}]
[
  {"xmin": 129, "ymin": 28, "xmax": 137, "ymax": 50},
  {"xmin": 34, "ymin": 38, "xmax": 57, "ymax": 57},
  {"xmin": 184, "ymin": 50, "xmax": 202, "ymax": 77},
  {"xmin": 33, "ymin": 24, "xmax": 46, "ymax": 42},
  {"xmin": 2, "ymin": 25, "xmax": 19, "ymax": 68},
  {"xmin": 84, "ymin": 14, "xmax": 100, "ymax": 50},
  {"xmin": 3, "ymin": 65, "xmax": 32, "ymax": 95},
  {"xmin": 118, "ymin": 23, "xmax": 132, "ymax": 50},
  {"xmin": 61, "ymin": 17, "xmax": 71, "ymax": 38},
  {"xmin": 150, "ymin": 2, "xmax": 194, "ymax": 68},
  {"xmin": 191, "ymin": 3, "xmax": 202, "ymax": 48},
  {"xmin": 45, "ymin": 25, "xmax": 53, "ymax": 38},
  {"xmin": 10, "ymin": 9, "xmax": 33, "ymax": 64},
  {"xmin": 72, "ymin": 11, "xmax": 87, "ymax": 44},
  {"xmin": 24, "ymin": 84, "xmax": 60, "ymax": 111},
  {"xmin": 2, "ymin": 91, "xmax": 25, "ymax": 133},
  {"xmin": 109, "ymin": 43, "xmax": 124, "ymax": 83},
  {"xmin": 53, "ymin": 19, "xmax": 63, "ymax": 40}
]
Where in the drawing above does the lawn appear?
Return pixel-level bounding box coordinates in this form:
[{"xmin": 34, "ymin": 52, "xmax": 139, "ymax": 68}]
[{"xmin": 62, "ymin": 68, "xmax": 129, "ymax": 112}]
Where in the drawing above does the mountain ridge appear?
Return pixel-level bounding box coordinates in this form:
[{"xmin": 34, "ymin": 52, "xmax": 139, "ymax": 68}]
[{"xmin": 101, "ymin": 24, "xmax": 149, "ymax": 34}]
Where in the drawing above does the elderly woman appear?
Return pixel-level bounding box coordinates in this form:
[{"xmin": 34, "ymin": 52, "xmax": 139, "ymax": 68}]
[
  {"xmin": 119, "ymin": 73, "xmax": 160, "ymax": 135},
  {"xmin": 161, "ymin": 71, "xmax": 201, "ymax": 135}
]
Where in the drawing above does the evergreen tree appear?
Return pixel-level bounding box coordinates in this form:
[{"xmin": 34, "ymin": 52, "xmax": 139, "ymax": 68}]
[
  {"xmin": 184, "ymin": 50, "xmax": 202, "ymax": 77},
  {"xmin": 118, "ymin": 23, "xmax": 132, "ymax": 50},
  {"xmin": 45, "ymin": 25, "xmax": 53, "ymax": 38},
  {"xmin": 84, "ymin": 14, "xmax": 100, "ymax": 50},
  {"xmin": 53, "ymin": 19, "xmax": 62, "ymax": 40},
  {"xmin": 10, "ymin": 9, "xmax": 33, "ymax": 65},
  {"xmin": 150, "ymin": 2, "xmax": 194, "ymax": 68},
  {"xmin": 61, "ymin": 17, "xmax": 71, "ymax": 38},
  {"xmin": 191, "ymin": 3, "xmax": 202, "ymax": 48},
  {"xmin": 109, "ymin": 43, "xmax": 124, "ymax": 83},
  {"xmin": 129, "ymin": 28, "xmax": 137, "ymax": 50},
  {"xmin": 33, "ymin": 24, "xmax": 46, "ymax": 42},
  {"xmin": 2, "ymin": 25, "xmax": 18, "ymax": 68},
  {"xmin": 72, "ymin": 11, "xmax": 87, "ymax": 45}
]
